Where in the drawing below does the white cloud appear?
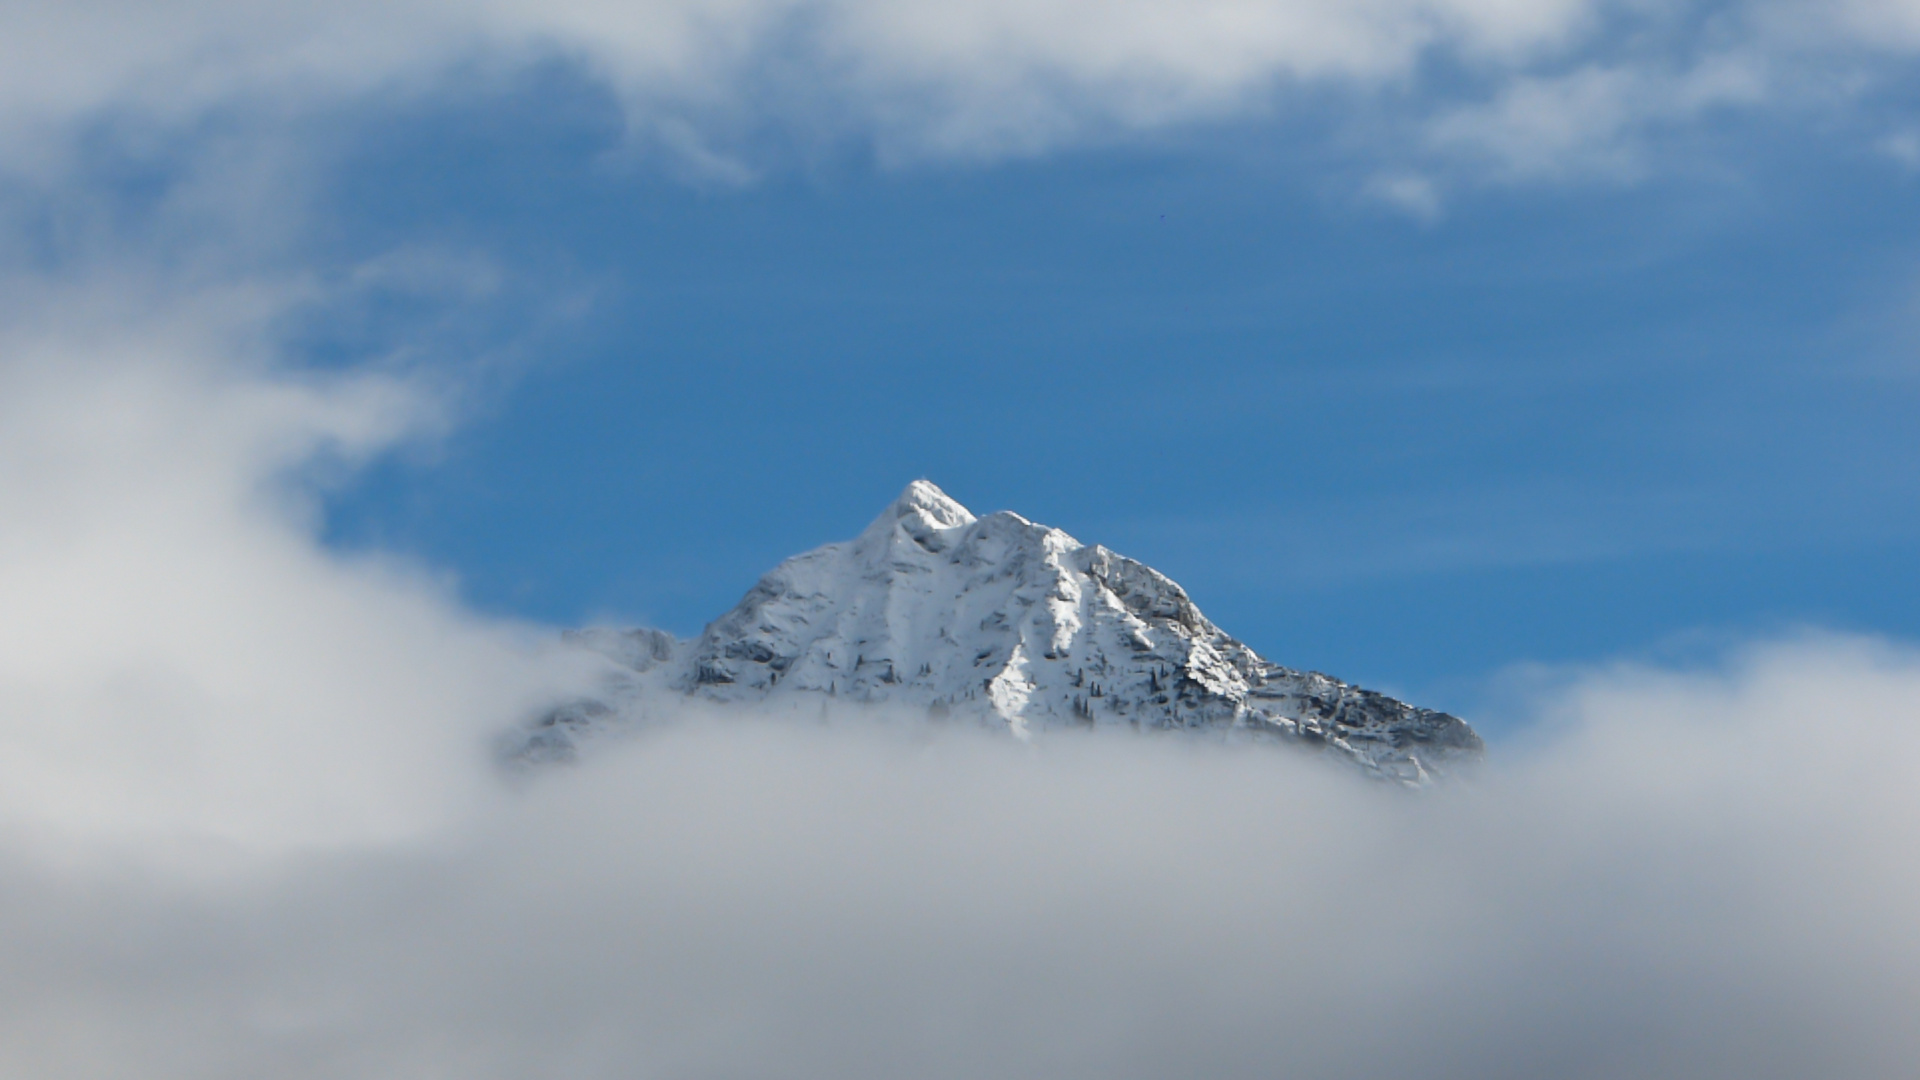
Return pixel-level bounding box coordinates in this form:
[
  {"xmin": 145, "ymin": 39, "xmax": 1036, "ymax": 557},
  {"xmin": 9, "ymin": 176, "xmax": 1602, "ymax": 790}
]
[
  {"xmin": 1425, "ymin": 53, "xmax": 1769, "ymax": 182},
  {"xmin": 0, "ymin": 273, "xmax": 588, "ymax": 852},
  {"xmin": 1878, "ymin": 126, "xmax": 1920, "ymax": 168},
  {"xmin": 0, "ymin": 0, "xmax": 1897, "ymax": 181},
  {"xmin": 1802, "ymin": 0, "xmax": 1920, "ymax": 51},
  {"xmin": 1364, "ymin": 170, "xmax": 1445, "ymax": 219},
  {"xmin": 0, "ymin": 632, "xmax": 1917, "ymax": 1075},
  {"xmin": 0, "ymin": 0, "xmax": 1593, "ymax": 127}
]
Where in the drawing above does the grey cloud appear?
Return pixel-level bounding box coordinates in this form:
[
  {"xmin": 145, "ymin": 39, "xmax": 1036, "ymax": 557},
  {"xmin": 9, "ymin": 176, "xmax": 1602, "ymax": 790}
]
[{"xmin": 0, "ymin": 636, "xmax": 1918, "ymax": 1077}]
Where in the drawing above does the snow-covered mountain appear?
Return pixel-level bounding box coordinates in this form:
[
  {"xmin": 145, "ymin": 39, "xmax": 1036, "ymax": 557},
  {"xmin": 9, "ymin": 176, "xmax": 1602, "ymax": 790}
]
[{"xmin": 521, "ymin": 481, "xmax": 1481, "ymax": 783}]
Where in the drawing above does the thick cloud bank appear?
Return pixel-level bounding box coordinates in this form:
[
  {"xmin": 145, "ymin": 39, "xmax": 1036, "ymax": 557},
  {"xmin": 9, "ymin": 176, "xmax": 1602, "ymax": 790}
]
[{"xmin": 3, "ymin": 611, "xmax": 1920, "ymax": 1075}]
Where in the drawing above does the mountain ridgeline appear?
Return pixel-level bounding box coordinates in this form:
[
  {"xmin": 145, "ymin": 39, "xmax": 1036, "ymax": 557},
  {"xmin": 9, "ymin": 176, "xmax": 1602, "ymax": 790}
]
[{"xmin": 521, "ymin": 482, "xmax": 1482, "ymax": 784}]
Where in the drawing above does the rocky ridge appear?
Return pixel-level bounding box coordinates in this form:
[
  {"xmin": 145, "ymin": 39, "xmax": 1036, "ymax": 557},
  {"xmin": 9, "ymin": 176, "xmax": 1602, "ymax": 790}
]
[{"xmin": 521, "ymin": 481, "xmax": 1482, "ymax": 784}]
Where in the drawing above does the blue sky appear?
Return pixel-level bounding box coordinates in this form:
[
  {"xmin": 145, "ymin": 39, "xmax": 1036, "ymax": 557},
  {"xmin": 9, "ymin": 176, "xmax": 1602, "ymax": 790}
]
[
  {"xmin": 283, "ymin": 70, "xmax": 1920, "ymax": 726},
  {"xmin": 11, "ymin": 0, "xmax": 1920, "ymax": 730}
]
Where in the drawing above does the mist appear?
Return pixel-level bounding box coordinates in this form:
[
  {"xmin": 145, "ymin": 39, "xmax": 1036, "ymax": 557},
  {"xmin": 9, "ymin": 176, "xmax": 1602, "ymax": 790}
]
[
  {"xmin": 0, "ymin": 279, "xmax": 587, "ymax": 851},
  {"xmin": 3, "ymin": 625, "xmax": 1920, "ymax": 1076}
]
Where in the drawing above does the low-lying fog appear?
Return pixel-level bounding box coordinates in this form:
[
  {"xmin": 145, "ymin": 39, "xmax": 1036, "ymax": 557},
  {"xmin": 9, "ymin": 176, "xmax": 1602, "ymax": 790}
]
[{"xmin": 2, "ymin": 296, "xmax": 1916, "ymax": 1079}]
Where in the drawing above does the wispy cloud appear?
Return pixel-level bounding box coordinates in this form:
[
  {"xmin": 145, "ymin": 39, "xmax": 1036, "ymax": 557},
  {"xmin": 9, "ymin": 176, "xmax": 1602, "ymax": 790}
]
[
  {"xmin": 0, "ymin": 0, "xmax": 1911, "ymax": 184},
  {"xmin": 1425, "ymin": 54, "xmax": 1770, "ymax": 183}
]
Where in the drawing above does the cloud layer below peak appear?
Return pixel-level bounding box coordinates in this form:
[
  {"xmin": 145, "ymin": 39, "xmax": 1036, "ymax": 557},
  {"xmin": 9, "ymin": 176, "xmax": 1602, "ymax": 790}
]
[{"xmin": 3, "ymin": 630, "xmax": 1920, "ymax": 1078}]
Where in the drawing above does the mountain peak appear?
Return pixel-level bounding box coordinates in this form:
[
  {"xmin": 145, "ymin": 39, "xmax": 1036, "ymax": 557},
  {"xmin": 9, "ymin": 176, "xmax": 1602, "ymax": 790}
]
[
  {"xmin": 874, "ymin": 479, "xmax": 976, "ymax": 532},
  {"xmin": 529, "ymin": 486, "xmax": 1482, "ymax": 785}
]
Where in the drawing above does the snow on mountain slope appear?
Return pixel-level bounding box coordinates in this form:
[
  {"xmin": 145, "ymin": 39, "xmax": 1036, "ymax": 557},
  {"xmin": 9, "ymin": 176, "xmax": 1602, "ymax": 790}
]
[{"xmin": 520, "ymin": 481, "xmax": 1482, "ymax": 783}]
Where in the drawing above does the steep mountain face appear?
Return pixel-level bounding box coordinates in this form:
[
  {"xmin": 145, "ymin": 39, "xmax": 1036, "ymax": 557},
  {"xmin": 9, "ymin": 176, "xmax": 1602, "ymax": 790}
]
[{"xmin": 522, "ymin": 481, "xmax": 1481, "ymax": 783}]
